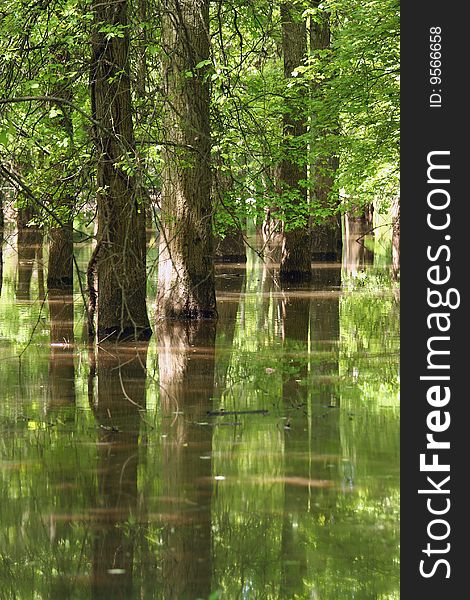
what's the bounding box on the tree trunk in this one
[47,224,73,289]
[279,3,311,282]
[157,0,216,319]
[215,230,246,263]
[343,212,374,275]
[47,53,75,291]
[16,205,42,300]
[90,0,151,340]
[309,2,342,262]
[391,195,400,279]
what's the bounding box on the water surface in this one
[0,231,399,599]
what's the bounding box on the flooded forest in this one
[0,1,400,598]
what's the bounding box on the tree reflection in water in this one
[89,342,148,600]
[157,321,216,600]
[48,289,75,409]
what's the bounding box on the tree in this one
[278,2,311,282]
[89,0,151,340]
[309,1,342,261]
[157,0,217,319]
[47,52,74,290]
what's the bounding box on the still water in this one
[0,231,399,599]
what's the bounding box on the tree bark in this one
[47,224,73,289]
[391,195,400,279]
[47,54,75,291]
[16,205,42,301]
[90,0,151,340]
[279,3,311,282]
[157,0,216,319]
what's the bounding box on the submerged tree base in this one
[157,307,218,322]
[214,254,247,264]
[312,251,341,262]
[97,326,153,343]
[279,269,313,283]
[47,277,73,290]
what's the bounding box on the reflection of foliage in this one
[0,249,399,598]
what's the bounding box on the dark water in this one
[0,230,399,599]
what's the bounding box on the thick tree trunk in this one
[310,3,342,262]
[279,3,311,282]
[90,0,151,340]
[158,0,216,319]
[279,288,310,597]
[47,224,73,289]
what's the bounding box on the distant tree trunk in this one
[47,55,74,291]
[47,224,73,289]
[158,0,216,319]
[309,2,342,261]
[279,3,311,282]
[213,167,246,263]
[391,196,400,279]
[90,0,151,340]
[343,216,374,275]
[16,204,42,300]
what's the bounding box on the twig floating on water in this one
[207,409,268,417]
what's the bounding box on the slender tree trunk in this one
[279,3,311,282]
[90,0,151,340]
[391,195,400,279]
[309,2,342,262]
[47,55,75,290]
[157,0,216,319]
[16,205,42,300]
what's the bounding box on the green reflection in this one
[0,236,399,599]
